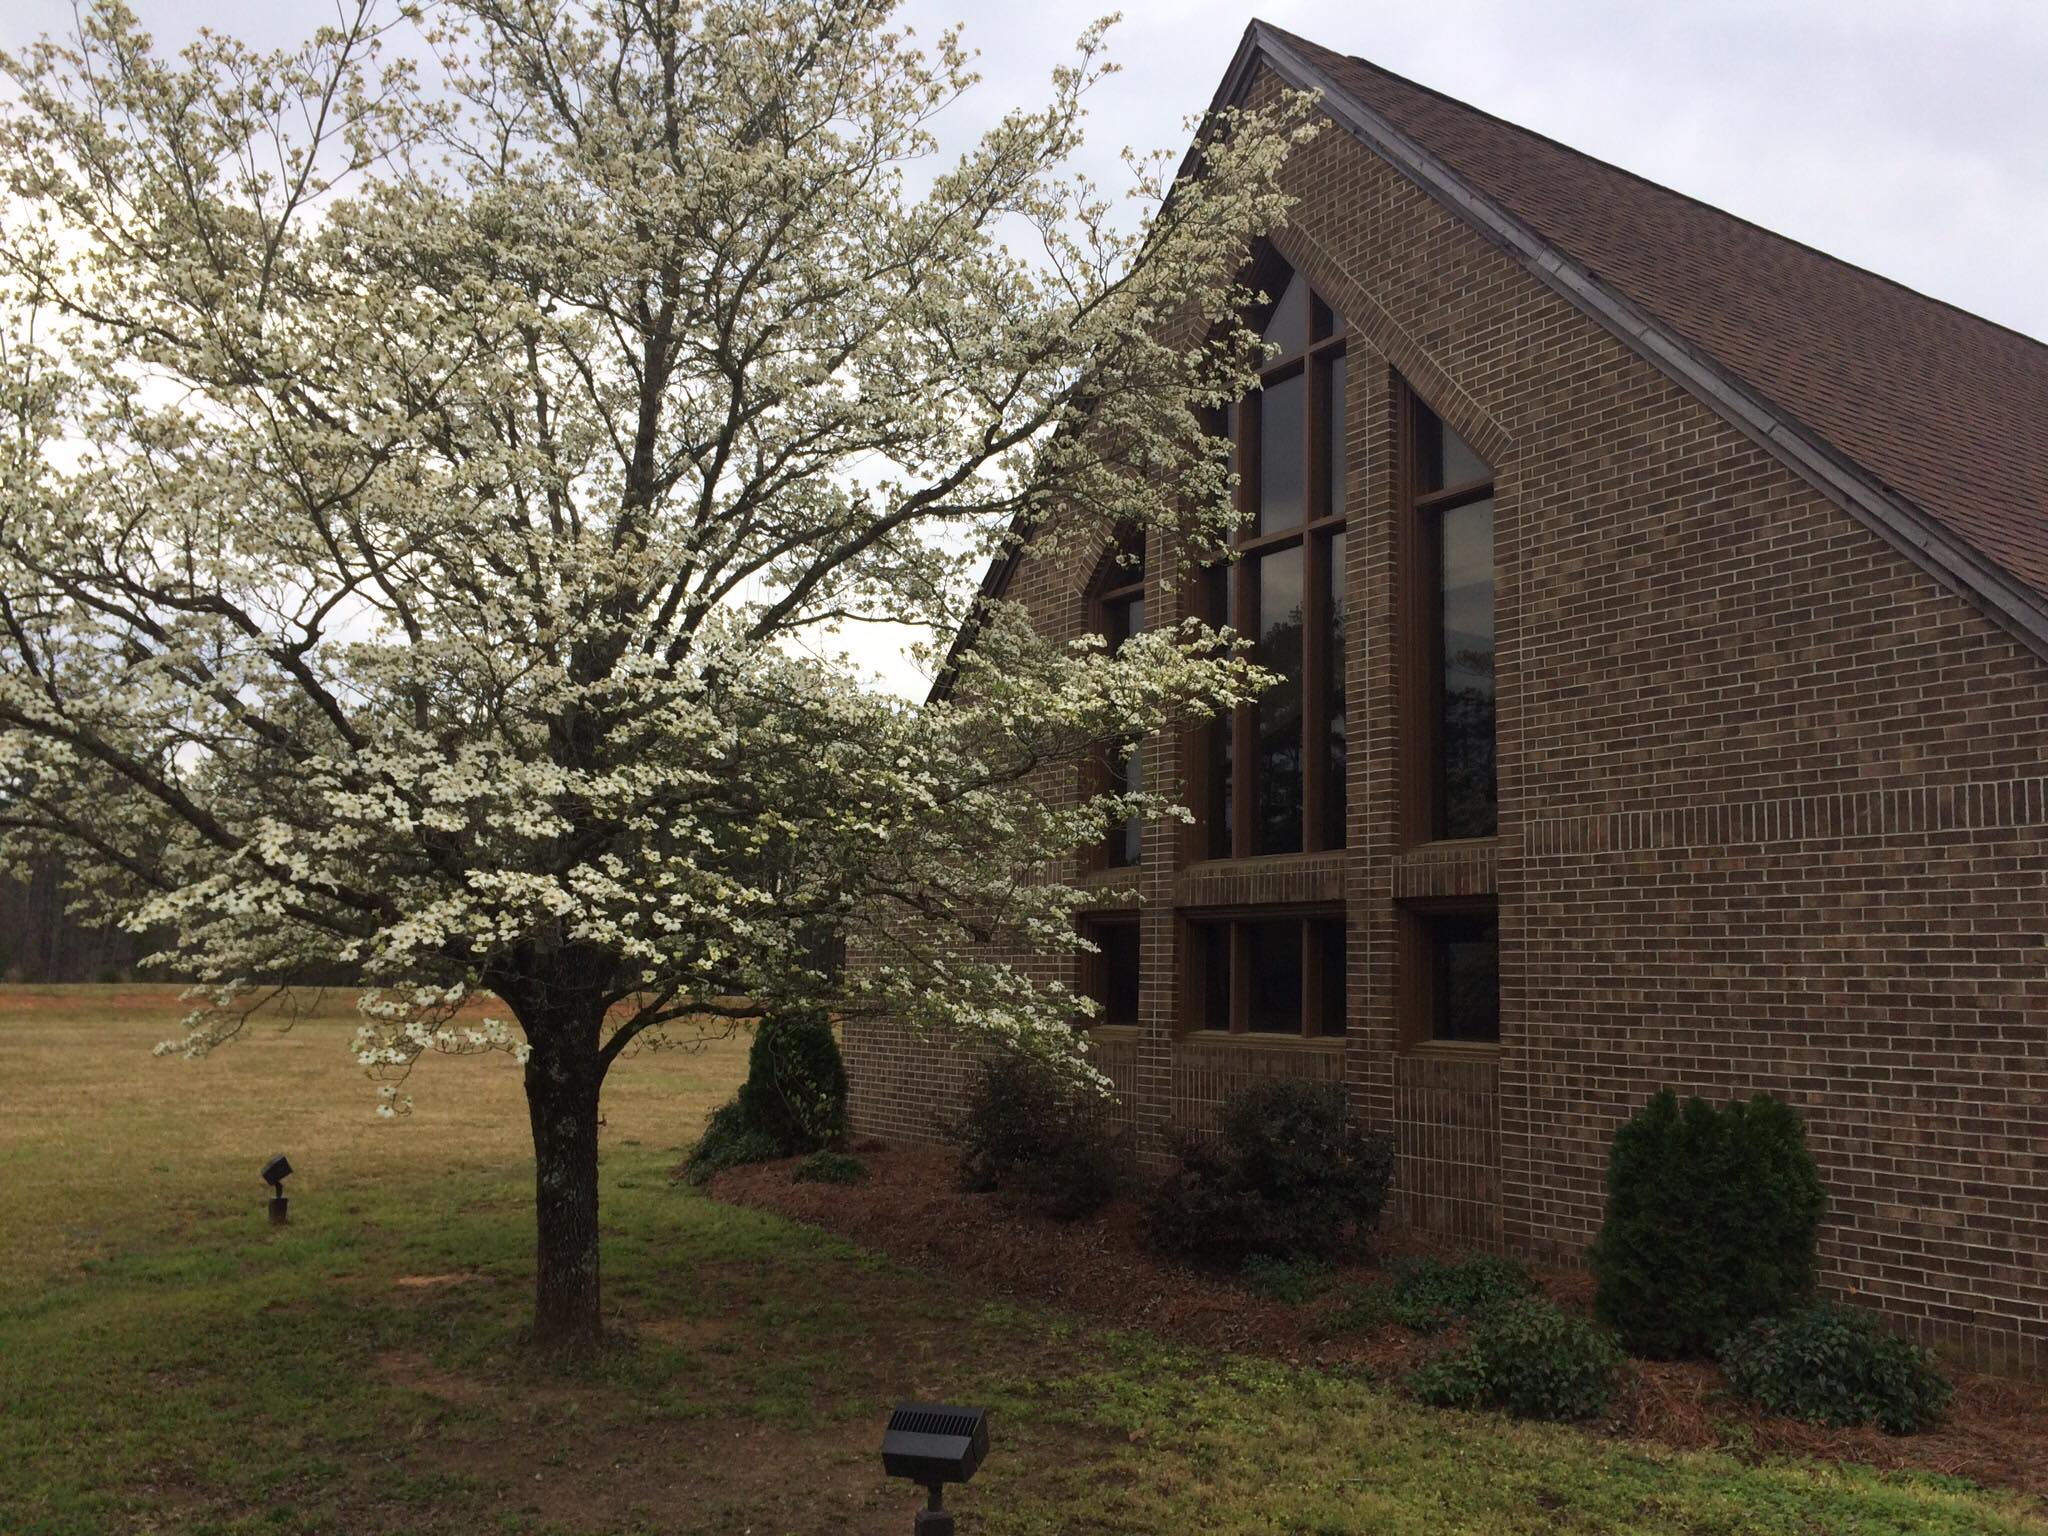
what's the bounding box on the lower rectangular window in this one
[1404,906,1500,1044]
[1184,912,1345,1038]
[1080,917,1141,1027]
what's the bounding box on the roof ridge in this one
[1256,20,2048,361]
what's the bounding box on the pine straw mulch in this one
[705,1145,2048,1503]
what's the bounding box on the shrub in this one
[1718,1303,1952,1434]
[686,1004,848,1181]
[791,1150,869,1186]
[1144,1080,1394,1266]
[955,1052,1123,1219]
[1240,1254,1333,1305]
[1408,1296,1625,1422]
[1589,1089,1825,1358]
[1386,1255,1535,1334]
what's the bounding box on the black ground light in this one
[881,1402,988,1534]
[261,1153,292,1226]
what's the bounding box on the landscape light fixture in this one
[261,1153,292,1227]
[880,1402,988,1535]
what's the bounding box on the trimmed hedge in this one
[686,1004,848,1180]
[956,1052,1124,1219]
[1589,1089,1825,1358]
[1719,1303,1952,1434]
[1408,1296,1625,1423]
[1145,1080,1394,1266]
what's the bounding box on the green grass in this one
[1,985,2042,1534]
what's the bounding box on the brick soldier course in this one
[843,20,2048,1370]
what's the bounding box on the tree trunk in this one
[525,1037,605,1350]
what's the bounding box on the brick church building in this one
[843,20,2048,1368]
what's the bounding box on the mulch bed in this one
[707,1145,2048,1503]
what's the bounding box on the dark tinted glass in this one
[1419,407,1491,493]
[1245,920,1303,1033]
[1433,913,1500,1043]
[1094,922,1140,1027]
[1258,371,1304,533]
[1325,353,1347,517]
[1202,563,1233,858]
[1114,742,1142,866]
[1438,497,1496,838]
[1255,545,1304,854]
[1316,918,1347,1035]
[1325,530,1346,850]
[1195,922,1231,1030]
[1263,270,1307,355]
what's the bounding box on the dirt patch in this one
[393,1272,474,1290]
[709,1146,2048,1503]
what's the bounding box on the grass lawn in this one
[1,985,2042,1535]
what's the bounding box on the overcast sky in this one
[7,1,2044,693]
[5,0,2042,341]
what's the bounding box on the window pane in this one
[1115,742,1142,866]
[1094,922,1141,1027]
[1434,914,1500,1043]
[1419,406,1491,493]
[1195,923,1231,1030]
[1263,270,1307,355]
[1202,564,1233,857]
[1255,545,1304,854]
[1325,530,1347,850]
[1438,498,1496,838]
[1245,920,1303,1033]
[1317,918,1347,1036]
[1326,353,1347,517]
[1258,372,1305,533]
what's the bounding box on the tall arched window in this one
[1090,529,1146,868]
[1197,259,1349,858]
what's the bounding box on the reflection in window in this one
[1184,913,1345,1037]
[1255,545,1304,853]
[1402,389,1496,841]
[1093,533,1147,867]
[1080,917,1141,1028]
[1419,910,1499,1043]
[1202,256,1350,859]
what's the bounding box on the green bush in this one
[1718,1303,1951,1434]
[686,1005,848,1181]
[1144,1080,1394,1266]
[1589,1089,1825,1358]
[956,1052,1124,1219]
[1386,1255,1535,1334]
[1240,1254,1333,1305]
[1408,1296,1625,1423]
[791,1150,869,1186]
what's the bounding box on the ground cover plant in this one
[1720,1303,1954,1434]
[3,988,2043,1536]
[1407,1296,1628,1424]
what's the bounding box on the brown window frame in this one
[1086,532,1148,871]
[1394,378,1498,847]
[1191,260,1350,861]
[1180,906,1347,1039]
[1396,898,1501,1049]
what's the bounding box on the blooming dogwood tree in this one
[0,0,1312,1346]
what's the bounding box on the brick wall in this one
[845,63,2048,1369]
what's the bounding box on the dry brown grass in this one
[0,983,748,1295]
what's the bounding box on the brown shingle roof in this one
[1260,22,2048,608]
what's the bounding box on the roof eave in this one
[1245,19,2048,660]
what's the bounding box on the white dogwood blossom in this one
[0,0,1313,1344]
